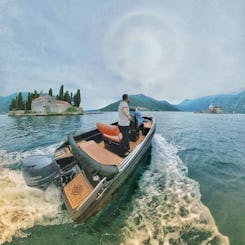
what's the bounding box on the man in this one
[118,94,131,154]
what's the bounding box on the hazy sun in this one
[103,10,183,84]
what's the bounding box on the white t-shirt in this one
[118,101,130,126]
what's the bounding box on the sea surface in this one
[0,112,244,245]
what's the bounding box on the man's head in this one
[122,94,129,103]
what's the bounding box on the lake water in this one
[0,112,244,245]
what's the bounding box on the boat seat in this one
[78,140,123,166]
[96,122,124,156]
[103,133,123,143]
[96,122,122,142]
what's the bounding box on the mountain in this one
[100,94,178,111]
[176,90,245,113]
[0,92,28,113]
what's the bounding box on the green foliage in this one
[9,98,16,111]
[73,89,81,107]
[64,90,71,103]
[58,84,64,100]
[16,92,25,110]
[26,92,32,110]
[65,106,83,113]
[9,91,38,111]
[48,88,53,96]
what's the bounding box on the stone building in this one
[208,104,223,114]
[31,95,71,113]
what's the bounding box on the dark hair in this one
[122,94,128,101]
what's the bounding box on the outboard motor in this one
[22,155,60,190]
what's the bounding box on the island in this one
[8,85,84,116]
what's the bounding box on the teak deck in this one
[63,173,93,210]
[79,140,123,165]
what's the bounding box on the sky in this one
[0,0,244,109]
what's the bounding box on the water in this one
[0,112,244,245]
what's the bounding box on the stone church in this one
[31,95,70,113]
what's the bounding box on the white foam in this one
[0,143,59,168]
[0,145,71,245]
[122,134,229,245]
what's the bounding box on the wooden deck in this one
[79,140,123,165]
[63,173,93,210]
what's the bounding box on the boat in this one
[21,113,156,223]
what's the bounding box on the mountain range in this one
[100,94,178,111]
[0,92,28,113]
[176,90,245,113]
[1,90,245,113]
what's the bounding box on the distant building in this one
[31,95,70,113]
[208,104,223,114]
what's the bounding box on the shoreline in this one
[8,112,84,117]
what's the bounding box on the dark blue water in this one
[1,112,244,244]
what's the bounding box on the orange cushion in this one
[96,122,120,136]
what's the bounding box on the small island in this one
[207,104,223,114]
[195,104,224,114]
[8,85,84,116]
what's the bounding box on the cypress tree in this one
[34,90,39,99]
[26,92,32,110]
[74,89,81,107]
[48,88,53,97]
[73,93,77,106]
[16,92,25,110]
[70,92,73,104]
[59,85,64,100]
[9,98,16,111]
[64,91,70,103]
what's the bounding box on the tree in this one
[26,92,32,110]
[74,89,81,107]
[70,92,73,104]
[48,88,53,97]
[16,92,25,110]
[9,98,16,111]
[34,90,38,99]
[59,85,64,100]
[64,91,71,103]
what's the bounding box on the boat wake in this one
[0,145,71,245]
[122,134,229,245]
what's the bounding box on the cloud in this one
[0,0,244,108]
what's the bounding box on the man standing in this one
[118,94,131,155]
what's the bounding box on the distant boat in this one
[21,113,156,223]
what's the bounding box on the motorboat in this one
[22,114,156,223]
